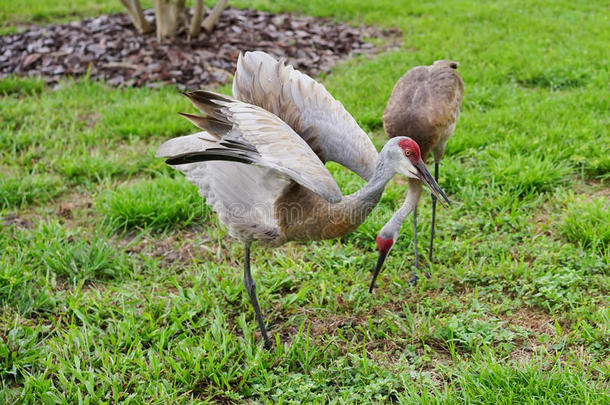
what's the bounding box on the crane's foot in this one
[409,263,431,286]
[409,272,431,286]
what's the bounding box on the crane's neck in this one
[343,151,398,216]
[276,149,404,244]
[379,178,422,240]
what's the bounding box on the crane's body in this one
[273,182,381,245]
[157,52,449,348]
[370,60,464,292]
[383,60,463,163]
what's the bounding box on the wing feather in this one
[156,134,288,242]
[232,51,378,180]
[159,91,342,204]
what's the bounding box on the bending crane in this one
[157,52,450,348]
[370,60,464,292]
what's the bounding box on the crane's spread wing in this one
[157,90,342,204]
[155,136,290,242]
[232,51,378,181]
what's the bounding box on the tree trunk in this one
[120,0,152,34]
[120,0,228,41]
[188,0,205,39]
[154,0,186,41]
[202,0,228,32]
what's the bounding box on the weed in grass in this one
[0,224,57,315]
[0,248,56,315]
[573,307,610,355]
[532,267,586,312]
[98,175,211,232]
[0,325,44,381]
[561,194,609,252]
[431,312,527,356]
[500,237,610,313]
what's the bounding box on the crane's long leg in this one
[410,207,420,285]
[242,242,271,349]
[413,206,419,268]
[429,162,439,263]
[411,203,431,286]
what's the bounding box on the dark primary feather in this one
[219,139,259,153]
[169,92,264,166]
[165,151,254,166]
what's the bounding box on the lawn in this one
[1,0,609,403]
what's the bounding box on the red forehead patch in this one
[376,235,394,253]
[398,138,421,163]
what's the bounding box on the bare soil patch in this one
[1,213,33,229]
[1,7,398,89]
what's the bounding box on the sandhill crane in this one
[156,53,450,348]
[369,60,464,292]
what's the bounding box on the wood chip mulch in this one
[0,7,399,89]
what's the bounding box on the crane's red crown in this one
[398,138,421,163]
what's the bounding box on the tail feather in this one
[184,91,233,119]
[178,112,231,135]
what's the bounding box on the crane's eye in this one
[404,150,411,157]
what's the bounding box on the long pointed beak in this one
[414,161,451,208]
[369,250,389,293]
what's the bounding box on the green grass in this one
[98,176,211,232]
[0,172,63,209]
[0,0,152,25]
[0,76,44,95]
[561,194,610,251]
[37,221,133,284]
[1,0,609,403]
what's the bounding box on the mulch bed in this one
[0,7,399,89]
